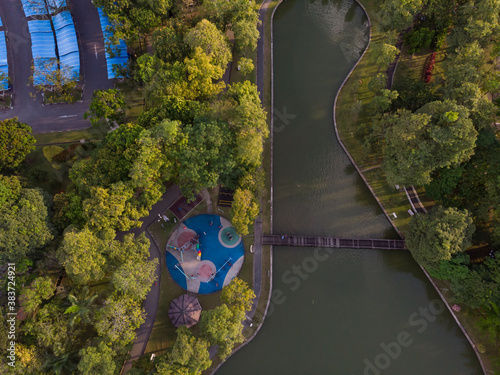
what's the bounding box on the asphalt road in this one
[0,0,113,132]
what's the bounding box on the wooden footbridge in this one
[262,235,406,250]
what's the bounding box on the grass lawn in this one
[34,124,109,144]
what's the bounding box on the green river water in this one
[217,0,483,374]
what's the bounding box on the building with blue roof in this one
[0,31,8,90]
[97,8,128,79]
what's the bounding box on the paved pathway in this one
[120,185,182,374]
[0,0,113,132]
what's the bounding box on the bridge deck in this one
[262,235,406,250]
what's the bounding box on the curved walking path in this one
[331,3,487,374]
[0,0,112,133]
[119,185,182,374]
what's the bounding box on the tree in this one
[64,287,98,327]
[443,42,484,93]
[183,47,226,100]
[237,57,254,76]
[200,304,245,360]
[0,118,36,169]
[377,0,425,31]
[404,27,435,55]
[25,303,71,356]
[0,182,54,262]
[370,42,398,70]
[77,342,116,375]
[406,206,475,268]
[106,232,150,266]
[185,19,232,69]
[382,100,477,186]
[381,110,434,186]
[231,189,259,236]
[221,277,255,313]
[370,89,398,113]
[94,294,145,345]
[202,0,259,32]
[173,119,235,197]
[152,19,189,64]
[57,227,108,285]
[82,182,144,231]
[84,89,126,127]
[33,58,79,103]
[156,326,211,375]
[233,18,260,52]
[19,276,54,314]
[112,257,158,300]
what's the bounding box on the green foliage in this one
[406,206,475,268]
[0,182,54,262]
[84,89,126,127]
[152,19,189,64]
[25,302,71,356]
[77,342,116,375]
[377,0,425,31]
[443,42,484,94]
[382,100,477,186]
[231,188,259,236]
[238,57,254,77]
[427,253,471,281]
[425,166,463,204]
[57,227,108,285]
[95,294,145,345]
[82,182,144,231]
[0,118,36,170]
[19,276,54,314]
[233,18,260,52]
[221,277,255,314]
[370,42,398,70]
[64,287,98,327]
[185,19,232,69]
[112,257,158,300]
[93,0,171,38]
[392,76,439,112]
[43,146,65,170]
[34,58,79,103]
[156,326,211,375]
[200,304,244,360]
[173,119,235,197]
[404,27,435,55]
[370,89,399,114]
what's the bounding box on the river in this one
[217,0,483,374]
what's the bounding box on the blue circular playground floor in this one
[165,214,245,294]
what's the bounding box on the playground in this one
[165,214,245,294]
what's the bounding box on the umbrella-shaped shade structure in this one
[168,294,202,328]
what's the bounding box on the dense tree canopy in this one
[382,100,477,186]
[406,206,475,267]
[78,342,116,375]
[0,177,53,262]
[0,118,36,170]
[84,89,126,127]
[200,304,245,360]
[156,326,211,375]
[185,19,231,70]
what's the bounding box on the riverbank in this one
[333,1,496,373]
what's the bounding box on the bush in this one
[42,146,65,169]
[27,167,49,183]
[404,27,435,55]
